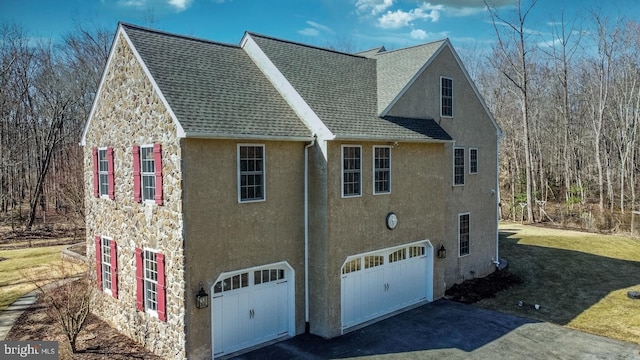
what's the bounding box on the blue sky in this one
[2,0,638,52]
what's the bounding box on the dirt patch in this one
[6,286,161,360]
[445,270,523,304]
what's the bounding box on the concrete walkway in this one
[0,291,38,340]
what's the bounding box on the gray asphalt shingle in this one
[250,34,451,142]
[121,24,451,142]
[122,24,311,139]
[369,41,445,114]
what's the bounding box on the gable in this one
[248,34,452,143]
[386,44,499,142]
[374,41,444,115]
[384,41,501,138]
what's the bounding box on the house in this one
[81,22,502,359]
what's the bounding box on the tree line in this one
[1,3,639,233]
[477,0,640,231]
[0,24,111,230]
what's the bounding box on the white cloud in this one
[377,3,443,29]
[445,6,485,17]
[116,0,192,11]
[298,20,334,37]
[356,0,394,16]
[306,21,335,34]
[410,29,428,40]
[168,0,190,11]
[298,28,320,36]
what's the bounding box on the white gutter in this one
[304,135,316,332]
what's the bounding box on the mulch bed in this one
[445,269,523,304]
[5,285,162,360]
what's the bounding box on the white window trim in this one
[140,144,156,205]
[372,145,391,195]
[237,144,266,203]
[440,76,453,118]
[97,146,109,199]
[469,148,478,174]
[100,235,113,296]
[458,212,470,257]
[453,147,465,186]
[143,248,159,318]
[341,145,362,198]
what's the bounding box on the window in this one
[454,147,465,185]
[342,258,361,274]
[459,213,470,256]
[238,145,265,202]
[342,145,361,197]
[469,148,478,174]
[92,147,114,199]
[136,248,166,321]
[141,146,156,202]
[133,144,163,205]
[98,149,108,196]
[373,146,391,194]
[441,77,453,117]
[389,248,406,262]
[94,236,117,298]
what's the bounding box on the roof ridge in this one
[376,38,447,55]
[246,31,368,59]
[119,22,240,49]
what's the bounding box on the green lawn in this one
[477,223,640,344]
[0,245,80,311]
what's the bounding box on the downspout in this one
[493,131,504,267]
[304,135,316,333]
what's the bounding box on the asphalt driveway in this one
[231,300,640,359]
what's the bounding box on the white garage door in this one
[341,241,433,331]
[211,262,294,358]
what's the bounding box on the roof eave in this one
[330,135,453,143]
[183,132,315,142]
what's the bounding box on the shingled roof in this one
[97,24,452,143]
[365,40,445,114]
[249,33,451,141]
[122,24,311,139]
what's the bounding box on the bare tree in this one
[485,0,539,223]
[25,260,92,354]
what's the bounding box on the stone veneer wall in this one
[83,33,185,359]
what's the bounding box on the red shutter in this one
[95,236,102,290]
[153,144,163,205]
[157,253,166,322]
[107,147,115,200]
[92,148,99,197]
[135,248,144,311]
[133,145,141,203]
[110,240,118,299]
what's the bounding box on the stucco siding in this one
[386,45,499,293]
[311,141,447,337]
[84,34,185,359]
[181,138,307,358]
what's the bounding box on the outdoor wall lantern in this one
[437,245,447,259]
[196,283,209,309]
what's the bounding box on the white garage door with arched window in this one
[211,261,295,358]
[341,240,433,331]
